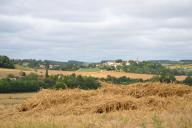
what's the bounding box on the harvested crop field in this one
[17,83,192,114]
[0,68,35,78]
[0,93,35,106]
[38,69,187,81]
[0,68,187,81]
[37,69,154,80]
[0,83,192,128]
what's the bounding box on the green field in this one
[166,64,192,72]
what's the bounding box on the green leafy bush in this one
[0,78,40,93]
[0,73,101,93]
[50,74,100,90]
[150,74,176,83]
[101,75,143,85]
[183,76,192,86]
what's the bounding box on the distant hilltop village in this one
[2,55,192,73]
[98,59,140,68]
[34,59,141,70]
[38,59,140,70]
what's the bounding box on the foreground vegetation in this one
[0,93,34,105]
[0,83,192,128]
[0,72,192,93]
[0,73,101,93]
[1,110,191,128]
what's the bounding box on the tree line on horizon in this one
[1,55,192,76]
[100,60,192,76]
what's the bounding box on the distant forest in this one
[0,55,89,71]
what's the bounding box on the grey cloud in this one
[0,0,192,61]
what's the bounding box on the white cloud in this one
[0,0,192,61]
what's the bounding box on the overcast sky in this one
[0,0,192,62]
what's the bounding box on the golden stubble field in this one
[0,82,192,128]
[0,68,187,81]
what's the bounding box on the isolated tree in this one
[0,55,14,68]
[45,61,49,78]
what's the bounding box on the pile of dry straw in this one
[17,82,192,115]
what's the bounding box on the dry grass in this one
[16,83,192,114]
[37,69,154,80]
[38,69,187,81]
[0,93,35,106]
[0,68,187,81]
[0,83,192,128]
[1,110,192,128]
[0,68,36,78]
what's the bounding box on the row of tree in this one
[0,73,192,93]
[101,74,192,86]
[1,55,192,76]
[0,73,100,93]
[0,55,90,70]
[0,73,41,93]
[101,75,143,85]
[100,61,192,76]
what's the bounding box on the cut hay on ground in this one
[17,83,192,115]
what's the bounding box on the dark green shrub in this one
[54,82,67,89]
[0,78,40,93]
[150,74,176,83]
[103,75,143,85]
[41,78,56,89]
[40,74,100,90]
[183,76,192,86]
[0,73,101,93]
